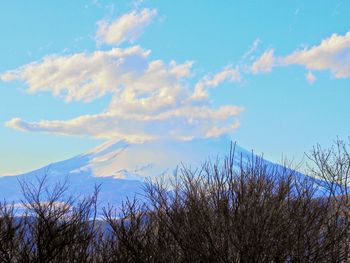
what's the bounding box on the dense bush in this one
[0,141,349,262]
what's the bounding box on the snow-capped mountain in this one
[0,136,310,212]
[0,137,244,207]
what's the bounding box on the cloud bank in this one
[2,44,242,142]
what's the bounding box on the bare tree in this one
[0,140,348,262]
[17,175,100,263]
[98,142,349,262]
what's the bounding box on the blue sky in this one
[1,0,350,175]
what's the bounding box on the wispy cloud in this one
[192,66,241,101]
[305,71,316,84]
[96,8,157,46]
[242,38,261,60]
[251,49,275,74]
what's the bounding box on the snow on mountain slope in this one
[80,136,250,179]
[0,136,312,212]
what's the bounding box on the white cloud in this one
[250,32,350,80]
[1,46,151,102]
[242,38,261,60]
[283,32,350,78]
[251,49,275,74]
[205,121,240,138]
[6,105,242,143]
[1,8,246,143]
[306,71,316,84]
[96,8,157,46]
[2,46,243,143]
[192,66,241,100]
